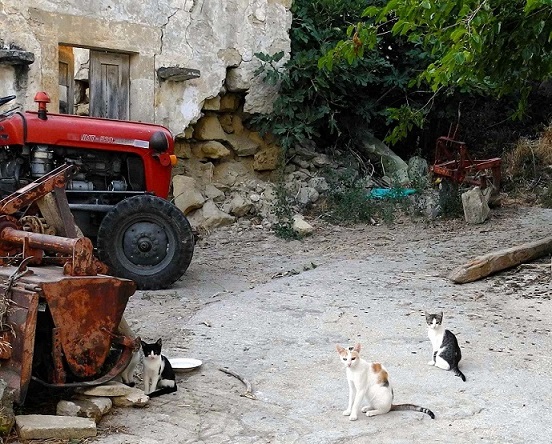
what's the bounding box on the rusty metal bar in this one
[0,164,76,215]
[0,227,97,275]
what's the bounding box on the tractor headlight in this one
[149,131,169,153]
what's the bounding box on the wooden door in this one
[89,51,129,119]
[58,46,75,114]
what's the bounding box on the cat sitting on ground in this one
[425,311,466,382]
[336,343,435,421]
[141,338,177,397]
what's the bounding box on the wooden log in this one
[448,236,552,284]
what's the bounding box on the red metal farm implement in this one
[431,131,502,191]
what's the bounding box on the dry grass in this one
[502,124,552,183]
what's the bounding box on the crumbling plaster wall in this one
[0,0,292,135]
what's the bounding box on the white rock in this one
[56,397,111,424]
[76,381,135,397]
[112,388,150,408]
[462,187,490,224]
[292,215,314,236]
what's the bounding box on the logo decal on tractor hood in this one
[78,134,149,148]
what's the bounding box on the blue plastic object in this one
[368,188,416,199]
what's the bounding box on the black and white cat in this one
[425,312,466,382]
[141,338,178,397]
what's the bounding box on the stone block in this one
[179,159,215,185]
[76,381,135,397]
[193,116,227,141]
[187,200,235,231]
[217,48,242,66]
[173,175,206,215]
[219,114,234,133]
[203,97,221,111]
[56,397,111,423]
[254,144,280,171]
[15,415,96,440]
[174,140,192,159]
[204,184,225,201]
[220,94,241,112]
[408,155,429,183]
[225,133,259,157]
[297,186,319,205]
[232,114,245,135]
[73,396,113,416]
[191,141,231,160]
[228,194,252,217]
[308,176,329,193]
[213,160,255,188]
[112,388,149,408]
[226,67,250,92]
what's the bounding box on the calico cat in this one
[141,338,177,397]
[425,311,466,382]
[336,343,435,421]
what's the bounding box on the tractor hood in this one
[16,111,174,155]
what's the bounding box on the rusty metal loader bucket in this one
[0,266,136,405]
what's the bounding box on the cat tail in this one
[391,404,435,419]
[453,366,466,382]
[147,385,177,398]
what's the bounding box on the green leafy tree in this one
[320,0,552,141]
[251,0,428,153]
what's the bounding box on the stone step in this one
[15,414,96,440]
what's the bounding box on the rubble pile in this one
[172,94,434,233]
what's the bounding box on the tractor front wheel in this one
[97,195,194,290]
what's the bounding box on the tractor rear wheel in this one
[97,195,194,290]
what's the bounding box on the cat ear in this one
[439,311,444,318]
[156,338,163,347]
[336,344,345,354]
[140,340,147,348]
[353,343,361,352]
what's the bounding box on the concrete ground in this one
[34,205,552,443]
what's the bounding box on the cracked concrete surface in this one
[87,205,552,444]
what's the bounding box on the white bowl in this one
[169,357,202,372]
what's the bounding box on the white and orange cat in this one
[336,343,435,421]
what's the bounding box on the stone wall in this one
[0,0,292,136]
[171,90,282,230]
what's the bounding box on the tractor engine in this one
[0,145,134,197]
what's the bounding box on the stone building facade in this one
[0,0,292,136]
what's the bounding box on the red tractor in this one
[0,92,194,290]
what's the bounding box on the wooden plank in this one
[448,236,552,284]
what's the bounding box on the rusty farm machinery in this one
[0,163,138,405]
